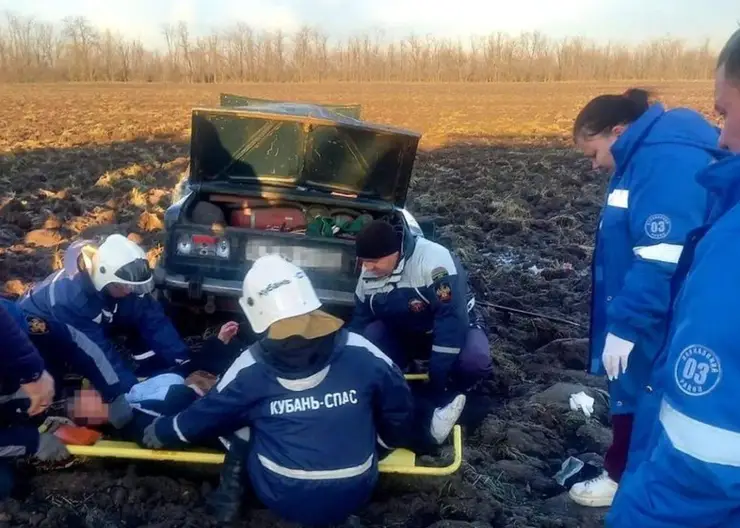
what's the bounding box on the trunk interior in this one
[163,189,405,299]
[188,192,398,238]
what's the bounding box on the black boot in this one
[206,444,247,524]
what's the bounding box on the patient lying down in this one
[67,322,242,450]
[64,318,464,456]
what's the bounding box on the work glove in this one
[108,394,134,429]
[35,433,71,462]
[602,333,635,381]
[142,418,165,449]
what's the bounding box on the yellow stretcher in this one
[66,425,461,476]
[64,373,464,476]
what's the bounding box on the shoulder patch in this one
[413,239,458,288]
[674,344,721,397]
[26,316,48,335]
[431,266,449,282]
[435,283,452,303]
[644,214,671,240]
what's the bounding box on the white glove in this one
[602,333,635,380]
[569,391,595,417]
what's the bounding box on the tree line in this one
[0,11,720,83]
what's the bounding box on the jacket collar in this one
[697,152,740,223]
[255,329,344,379]
[399,224,417,263]
[611,103,665,173]
[389,226,418,276]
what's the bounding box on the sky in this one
[0,0,737,50]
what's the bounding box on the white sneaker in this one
[430,394,466,444]
[568,470,618,507]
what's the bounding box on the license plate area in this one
[245,239,345,270]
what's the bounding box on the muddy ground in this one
[0,83,631,528]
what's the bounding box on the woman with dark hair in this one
[567,88,720,507]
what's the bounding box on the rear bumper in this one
[155,270,355,307]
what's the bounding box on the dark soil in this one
[0,133,612,528]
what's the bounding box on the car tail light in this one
[176,234,230,259]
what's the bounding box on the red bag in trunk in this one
[231,208,306,230]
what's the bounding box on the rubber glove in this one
[142,418,165,449]
[35,433,71,462]
[108,394,134,429]
[602,333,635,380]
[569,391,595,417]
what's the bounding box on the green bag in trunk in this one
[306,214,373,238]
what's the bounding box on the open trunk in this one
[161,189,405,304]
[157,100,420,313]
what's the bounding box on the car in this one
[153,94,436,322]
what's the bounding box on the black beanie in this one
[356,220,401,259]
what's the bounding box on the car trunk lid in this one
[187,103,421,208]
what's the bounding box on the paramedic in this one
[567,87,720,508]
[5,233,190,431]
[141,254,462,525]
[606,28,740,528]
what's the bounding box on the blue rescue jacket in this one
[152,329,413,526]
[0,298,45,388]
[588,103,719,414]
[348,228,473,391]
[0,299,47,459]
[15,239,189,395]
[606,154,740,528]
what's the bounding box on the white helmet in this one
[81,234,154,294]
[239,254,321,334]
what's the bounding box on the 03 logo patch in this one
[644,214,672,240]
[674,344,721,397]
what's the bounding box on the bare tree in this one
[312,28,328,82]
[162,23,180,81]
[292,25,311,82]
[62,16,98,81]
[176,21,193,82]
[0,10,723,83]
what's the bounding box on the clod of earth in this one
[136,212,164,232]
[24,229,63,248]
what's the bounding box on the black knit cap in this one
[356,220,401,259]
